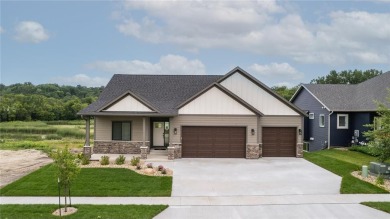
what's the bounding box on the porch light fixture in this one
[298,129,302,135]
[251,129,255,135]
[174,128,177,135]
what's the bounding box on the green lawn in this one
[0,204,168,219]
[304,149,388,194]
[362,202,390,214]
[0,164,172,197]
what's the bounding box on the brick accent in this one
[83,146,92,159]
[93,141,150,154]
[246,144,259,159]
[259,143,263,158]
[172,143,182,159]
[296,143,303,158]
[140,146,148,159]
[167,146,175,160]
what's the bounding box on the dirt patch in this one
[0,149,52,188]
[52,207,78,216]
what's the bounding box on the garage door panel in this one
[182,126,246,158]
[263,127,296,157]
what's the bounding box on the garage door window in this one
[112,121,131,141]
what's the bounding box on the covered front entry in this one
[262,127,296,157]
[182,126,246,158]
[150,118,170,148]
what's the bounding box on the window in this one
[337,114,349,129]
[309,113,315,120]
[112,121,131,141]
[319,114,325,127]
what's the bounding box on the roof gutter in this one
[327,110,334,149]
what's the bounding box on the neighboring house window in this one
[374,117,382,130]
[337,114,349,129]
[112,121,131,141]
[309,113,314,120]
[319,114,325,127]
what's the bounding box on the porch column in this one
[140,117,148,159]
[83,116,91,159]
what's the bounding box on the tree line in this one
[0,83,103,121]
[0,69,383,121]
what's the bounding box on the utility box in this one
[369,162,390,179]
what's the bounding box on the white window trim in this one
[309,113,315,120]
[319,114,325,127]
[337,114,349,129]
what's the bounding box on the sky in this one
[1,0,389,88]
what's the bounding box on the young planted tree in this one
[364,89,390,163]
[50,146,80,212]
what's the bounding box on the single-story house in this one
[78,67,306,159]
[290,72,390,151]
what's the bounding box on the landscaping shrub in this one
[77,153,90,165]
[161,168,167,175]
[130,156,141,166]
[349,145,381,157]
[376,175,385,185]
[146,163,153,168]
[158,165,164,171]
[136,163,142,170]
[100,156,110,165]
[115,155,126,165]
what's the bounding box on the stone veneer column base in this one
[259,143,263,158]
[246,144,260,159]
[83,146,92,159]
[171,143,182,159]
[140,146,148,159]
[296,143,303,158]
[167,146,175,160]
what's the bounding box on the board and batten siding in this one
[220,72,299,116]
[259,116,302,144]
[178,87,255,115]
[103,95,153,112]
[95,116,150,141]
[170,115,258,144]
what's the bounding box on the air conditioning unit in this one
[369,162,390,179]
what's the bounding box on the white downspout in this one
[328,111,334,149]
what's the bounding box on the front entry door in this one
[153,122,165,146]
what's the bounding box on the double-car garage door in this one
[181,126,296,158]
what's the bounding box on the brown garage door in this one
[182,126,246,158]
[262,127,296,157]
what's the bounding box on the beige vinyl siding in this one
[259,116,302,143]
[95,116,150,141]
[170,115,258,144]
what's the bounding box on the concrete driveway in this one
[172,158,341,196]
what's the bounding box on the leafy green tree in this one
[50,146,80,212]
[272,86,299,100]
[311,69,382,84]
[364,89,390,163]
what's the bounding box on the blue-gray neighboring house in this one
[290,72,390,152]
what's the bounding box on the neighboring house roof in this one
[291,72,390,112]
[79,67,306,116]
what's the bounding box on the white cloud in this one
[87,54,206,75]
[116,1,390,65]
[249,62,304,80]
[0,26,4,34]
[54,74,108,87]
[14,21,49,43]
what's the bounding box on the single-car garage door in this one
[182,126,246,158]
[262,127,296,157]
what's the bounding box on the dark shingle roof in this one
[78,74,223,115]
[301,72,390,111]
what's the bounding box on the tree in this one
[271,86,298,100]
[364,89,390,163]
[50,146,80,212]
[311,69,382,84]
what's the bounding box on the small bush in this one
[136,163,142,170]
[158,165,164,171]
[349,145,381,157]
[100,156,110,165]
[130,156,141,166]
[46,134,62,140]
[81,156,90,165]
[161,168,167,174]
[146,163,153,169]
[115,155,126,165]
[376,175,385,185]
